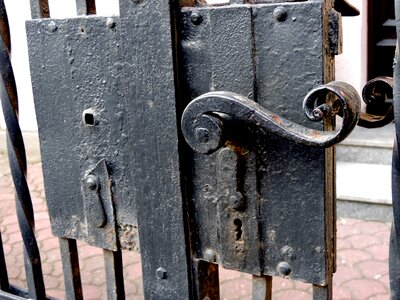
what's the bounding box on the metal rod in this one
[103,249,125,300]
[252,275,272,300]
[76,0,96,15]
[312,283,332,300]
[192,259,220,300]
[0,232,9,291]
[59,238,83,300]
[30,0,50,19]
[0,1,46,298]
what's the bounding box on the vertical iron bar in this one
[312,282,332,300]
[76,0,96,15]
[103,249,125,300]
[0,232,9,291]
[192,260,219,300]
[391,1,400,297]
[59,238,83,300]
[29,0,50,19]
[252,275,272,300]
[0,1,46,298]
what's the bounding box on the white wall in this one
[0,0,367,131]
[0,0,119,131]
[335,0,368,95]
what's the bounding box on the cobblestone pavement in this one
[0,164,391,299]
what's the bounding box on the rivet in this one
[204,249,217,262]
[190,11,203,25]
[106,18,116,29]
[195,127,210,143]
[229,192,244,210]
[281,246,296,262]
[273,6,287,22]
[277,261,292,276]
[48,21,58,33]
[86,175,98,191]
[156,267,167,279]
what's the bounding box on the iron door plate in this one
[26,16,127,251]
[179,1,334,285]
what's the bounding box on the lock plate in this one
[179,1,335,285]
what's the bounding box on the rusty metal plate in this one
[179,1,334,285]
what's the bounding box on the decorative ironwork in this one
[181,82,361,154]
[0,0,46,298]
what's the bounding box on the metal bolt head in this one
[190,11,203,25]
[281,246,296,262]
[195,127,210,143]
[312,108,324,120]
[106,18,116,29]
[48,21,58,33]
[273,6,288,22]
[86,176,98,191]
[229,192,244,210]
[204,249,217,262]
[277,262,292,276]
[156,267,167,279]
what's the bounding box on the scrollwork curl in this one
[181,81,361,154]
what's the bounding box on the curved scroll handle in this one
[357,76,394,128]
[334,0,360,17]
[181,82,360,154]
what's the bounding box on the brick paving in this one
[0,163,391,299]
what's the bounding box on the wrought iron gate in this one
[0,0,398,299]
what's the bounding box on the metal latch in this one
[81,159,117,251]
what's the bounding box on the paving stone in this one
[346,233,381,249]
[356,261,388,279]
[273,289,311,299]
[271,277,295,291]
[368,293,390,300]
[334,265,363,286]
[337,238,352,250]
[44,274,62,289]
[82,284,104,300]
[333,286,352,299]
[338,249,373,267]
[0,164,395,298]
[366,244,389,262]
[219,267,243,281]
[220,277,252,300]
[342,279,387,299]
[46,289,67,299]
[124,262,143,282]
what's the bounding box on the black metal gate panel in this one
[1,0,398,299]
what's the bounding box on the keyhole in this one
[233,218,242,241]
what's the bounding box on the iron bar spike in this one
[0,1,46,298]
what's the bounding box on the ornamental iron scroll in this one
[181,81,361,154]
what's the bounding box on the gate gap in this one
[122,249,144,297]
[94,0,120,17]
[47,0,76,19]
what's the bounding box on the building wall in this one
[335,0,368,96]
[0,0,367,131]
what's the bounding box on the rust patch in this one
[271,115,282,125]
[118,224,140,252]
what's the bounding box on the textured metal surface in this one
[118,1,192,298]
[0,1,46,298]
[59,238,83,300]
[22,0,371,298]
[76,0,96,15]
[179,1,340,286]
[27,1,193,298]
[29,0,50,19]
[358,77,394,128]
[26,16,129,249]
[391,1,400,297]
